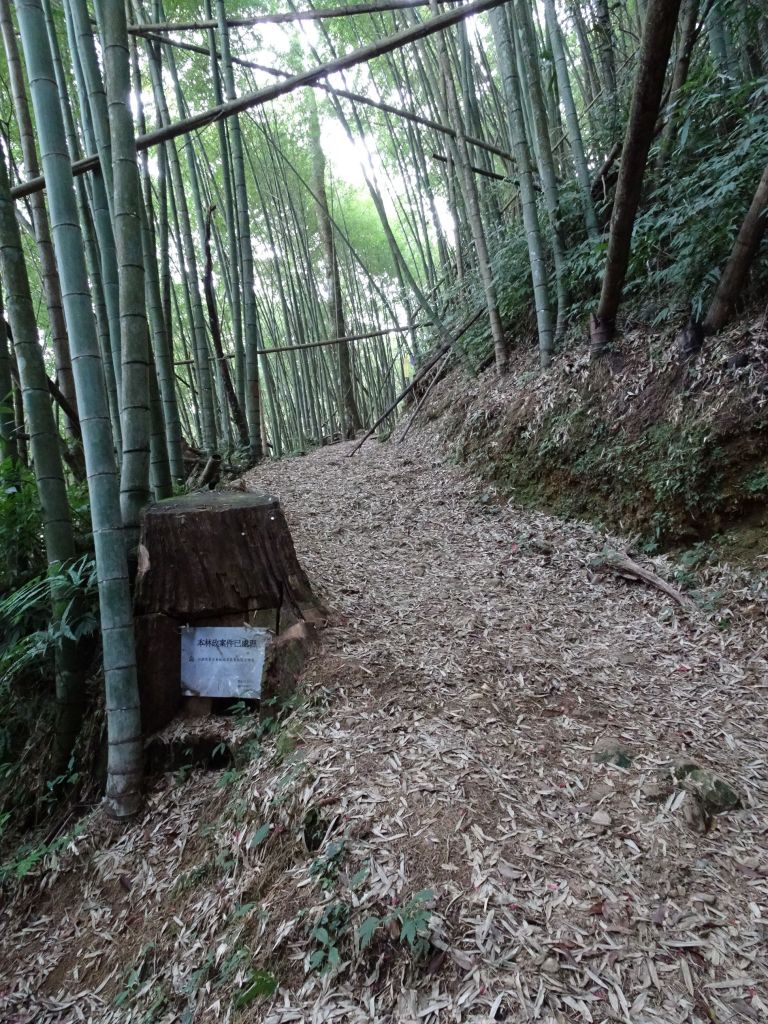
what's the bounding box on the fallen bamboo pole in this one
[431,151,508,181]
[11,0,511,201]
[349,309,483,455]
[398,348,451,442]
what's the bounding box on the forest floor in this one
[1,419,768,1023]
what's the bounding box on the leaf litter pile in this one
[1,414,767,1023]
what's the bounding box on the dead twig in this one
[589,548,696,610]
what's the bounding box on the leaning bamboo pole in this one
[11,0,512,201]
[130,31,515,166]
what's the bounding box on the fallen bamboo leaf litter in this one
[1,396,766,1023]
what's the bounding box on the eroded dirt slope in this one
[1,429,767,1023]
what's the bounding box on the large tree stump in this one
[134,490,320,732]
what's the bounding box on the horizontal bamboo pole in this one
[174,323,427,362]
[127,1,461,33]
[11,0,510,200]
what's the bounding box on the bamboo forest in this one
[1,0,767,1020]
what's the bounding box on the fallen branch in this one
[349,309,482,455]
[136,32,514,167]
[589,549,696,611]
[398,349,451,443]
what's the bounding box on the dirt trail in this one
[2,432,767,1023]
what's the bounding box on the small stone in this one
[673,760,741,815]
[591,810,612,828]
[682,793,711,834]
[588,782,614,803]
[593,736,633,769]
[642,777,673,802]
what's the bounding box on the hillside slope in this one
[1,429,767,1023]
[444,313,768,551]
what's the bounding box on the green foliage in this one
[355,889,434,957]
[0,556,98,690]
[308,837,345,886]
[0,460,45,589]
[233,969,278,1008]
[307,900,349,972]
[0,818,86,883]
[304,886,436,976]
[0,557,98,827]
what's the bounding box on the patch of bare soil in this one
[1,429,767,1023]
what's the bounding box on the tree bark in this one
[703,163,768,334]
[591,0,684,356]
[490,6,553,367]
[134,490,319,732]
[308,93,363,436]
[657,0,700,169]
[17,0,143,818]
[429,0,508,373]
[0,0,78,435]
[203,208,250,447]
[100,0,152,546]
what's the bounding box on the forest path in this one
[241,431,768,1022]
[2,432,767,1024]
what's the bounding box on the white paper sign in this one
[180,625,271,699]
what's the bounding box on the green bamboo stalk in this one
[100,0,151,543]
[0,147,85,772]
[0,305,16,464]
[16,0,142,818]
[215,0,263,462]
[0,0,78,433]
[490,6,553,367]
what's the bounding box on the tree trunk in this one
[0,308,17,464]
[215,0,263,462]
[134,490,319,732]
[308,91,363,435]
[513,0,569,343]
[490,6,553,367]
[657,0,700,169]
[591,0,684,355]
[17,0,143,819]
[0,0,78,436]
[203,208,250,447]
[101,0,151,547]
[429,0,508,373]
[544,0,598,239]
[703,163,768,334]
[0,145,85,773]
[593,0,618,127]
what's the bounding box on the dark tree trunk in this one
[203,208,250,448]
[704,163,768,334]
[591,0,684,357]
